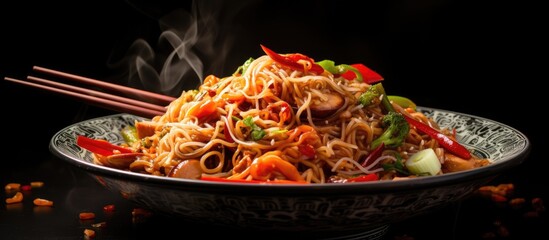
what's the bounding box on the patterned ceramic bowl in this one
[49,107,530,240]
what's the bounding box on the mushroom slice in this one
[309,93,344,118]
[168,160,203,179]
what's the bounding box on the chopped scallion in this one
[405,148,441,176]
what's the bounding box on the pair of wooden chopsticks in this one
[4,66,176,118]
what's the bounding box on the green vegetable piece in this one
[358,83,395,112]
[317,60,338,73]
[405,148,441,176]
[234,57,254,75]
[371,111,410,149]
[243,116,255,128]
[358,84,381,107]
[382,154,410,175]
[251,130,266,141]
[317,60,363,81]
[121,126,139,145]
[243,116,266,141]
[388,95,417,111]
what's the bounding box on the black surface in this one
[1,1,545,239]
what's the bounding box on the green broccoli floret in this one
[371,111,410,149]
[358,83,395,112]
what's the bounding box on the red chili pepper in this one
[347,173,379,182]
[340,63,384,84]
[260,45,324,74]
[361,142,385,167]
[402,114,472,159]
[77,135,133,156]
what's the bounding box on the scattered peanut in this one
[491,194,507,203]
[5,191,23,204]
[83,229,95,239]
[79,212,96,220]
[509,197,526,209]
[30,181,44,188]
[5,183,21,191]
[475,182,546,239]
[33,198,53,207]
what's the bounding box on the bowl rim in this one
[49,106,531,194]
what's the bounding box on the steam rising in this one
[109,1,250,97]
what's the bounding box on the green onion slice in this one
[405,148,441,176]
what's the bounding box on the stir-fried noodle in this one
[91,46,490,183]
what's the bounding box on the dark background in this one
[1,0,542,135]
[0,0,545,239]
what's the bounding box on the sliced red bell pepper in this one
[77,135,133,156]
[402,114,472,159]
[187,99,217,120]
[340,63,384,84]
[260,45,324,74]
[347,173,379,182]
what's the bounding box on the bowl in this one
[49,106,530,239]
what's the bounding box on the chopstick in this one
[3,66,177,118]
[32,66,176,105]
[4,77,166,118]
